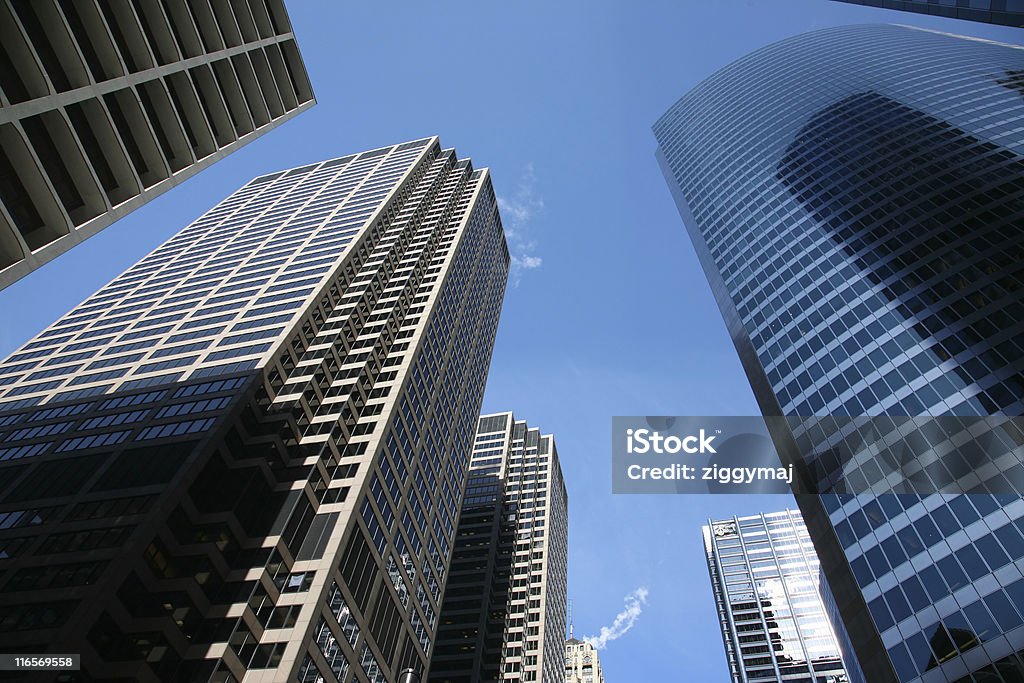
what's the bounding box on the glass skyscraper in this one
[430,412,568,683]
[0,0,315,290]
[655,24,1024,683]
[703,511,849,683]
[830,0,1024,28]
[0,136,508,681]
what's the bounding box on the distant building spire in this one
[568,597,573,639]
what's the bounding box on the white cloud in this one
[583,587,649,650]
[497,162,544,284]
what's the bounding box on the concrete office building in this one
[0,0,314,289]
[564,636,605,683]
[655,24,1024,683]
[0,136,508,682]
[703,511,849,683]
[830,0,1024,27]
[431,413,569,683]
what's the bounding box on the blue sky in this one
[0,1,1020,679]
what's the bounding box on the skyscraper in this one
[655,24,1024,683]
[431,412,569,683]
[564,636,605,683]
[0,136,508,682]
[830,0,1024,28]
[703,511,849,683]
[0,0,315,290]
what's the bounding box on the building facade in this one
[703,511,849,683]
[564,637,605,683]
[830,0,1024,28]
[431,412,569,683]
[0,136,508,682]
[0,0,315,290]
[655,24,1024,683]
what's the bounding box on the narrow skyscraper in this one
[703,511,849,683]
[0,0,315,289]
[0,137,508,682]
[431,412,569,683]
[655,24,1024,683]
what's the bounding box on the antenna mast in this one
[568,598,574,639]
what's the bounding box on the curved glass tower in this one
[655,24,1024,683]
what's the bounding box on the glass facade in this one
[704,511,850,683]
[0,137,509,681]
[655,25,1024,683]
[430,412,569,683]
[830,0,1024,28]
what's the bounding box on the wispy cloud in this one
[583,587,649,650]
[497,162,544,284]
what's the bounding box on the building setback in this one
[431,412,569,683]
[703,511,849,683]
[0,0,315,290]
[655,24,1024,683]
[0,136,508,682]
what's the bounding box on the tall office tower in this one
[430,412,569,683]
[0,136,508,682]
[564,637,605,683]
[0,0,315,290]
[703,511,849,683]
[830,0,1024,27]
[655,24,1024,683]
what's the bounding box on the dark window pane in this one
[994,653,1024,683]
[879,494,903,518]
[851,555,874,586]
[932,505,961,536]
[984,590,1024,632]
[963,600,998,642]
[897,524,925,558]
[995,523,1024,560]
[866,545,891,578]
[885,585,912,623]
[969,493,999,518]
[955,545,989,581]
[869,595,894,632]
[1004,579,1024,616]
[902,575,929,612]
[881,535,907,568]
[975,534,1010,571]
[0,145,43,232]
[919,565,950,602]
[923,621,957,667]
[904,631,933,675]
[943,610,981,654]
[849,508,871,539]
[938,555,969,592]
[864,499,886,529]
[949,496,980,526]
[887,642,919,682]
[835,519,857,548]
[914,515,942,547]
